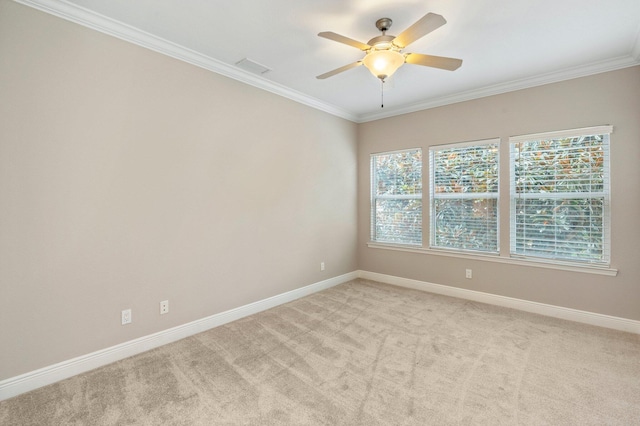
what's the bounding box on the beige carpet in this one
[1,279,639,425]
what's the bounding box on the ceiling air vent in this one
[235,58,272,75]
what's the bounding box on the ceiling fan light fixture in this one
[316,12,462,104]
[362,49,405,80]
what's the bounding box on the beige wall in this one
[0,1,358,379]
[358,66,640,321]
[1,0,639,384]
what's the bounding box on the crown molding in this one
[358,54,640,123]
[12,0,640,124]
[13,0,359,123]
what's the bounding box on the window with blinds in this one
[429,140,499,253]
[371,149,422,245]
[509,126,611,264]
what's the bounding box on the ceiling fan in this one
[317,13,462,81]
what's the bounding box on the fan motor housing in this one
[368,35,396,49]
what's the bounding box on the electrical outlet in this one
[121,309,132,325]
[465,269,473,279]
[320,262,325,271]
[160,300,169,315]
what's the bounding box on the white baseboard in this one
[0,271,358,401]
[358,270,640,335]
[4,270,637,401]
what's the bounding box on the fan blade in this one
[316,62,363,79]
[393,13,446,48]
[405,53,462,71]
[318,32,371,51]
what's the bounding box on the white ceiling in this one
[20,0,640,122]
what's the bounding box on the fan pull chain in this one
[381,79,385,108]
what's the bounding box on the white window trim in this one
[510,125,613,143]
[366,242,618,277]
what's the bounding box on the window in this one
[371,149,422,245]
[510,126,611,264]
[429,140,499,253]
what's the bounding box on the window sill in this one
[366,242,618,277]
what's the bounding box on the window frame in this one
[367,125,616,275]
[509,125,612,266]
[370,148,423,246]
[429,139,500,254]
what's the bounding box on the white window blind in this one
[371,149,422,245]
[429,140,499,253]
[509,126,611,264]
